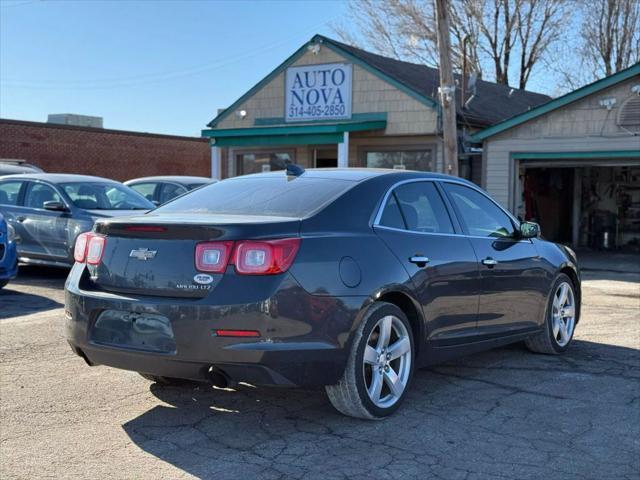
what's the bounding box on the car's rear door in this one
[373,180,480,344]
[441,182,548,336]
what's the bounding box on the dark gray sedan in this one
[65,167,581,419]
[124,176,214,205]
[0,174,154,267]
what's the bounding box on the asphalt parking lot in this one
[1,256,639,480]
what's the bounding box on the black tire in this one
[138,373,200,386]
[0,279,8,289]
[325,302,415,419]
[525,273,577,354]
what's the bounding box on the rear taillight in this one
[194,238,300,275]
[74,232,106,265]
[74,232,90,263]
[234,238,300,275]
[86,235,106,265]
[195,241,234,273]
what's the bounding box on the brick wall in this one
[0,119,211,181]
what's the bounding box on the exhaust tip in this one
[208,366,234,388]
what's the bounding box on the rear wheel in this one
[326,302,414,419]
[525,273,577,354]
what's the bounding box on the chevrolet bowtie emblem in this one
[129,248,157,261]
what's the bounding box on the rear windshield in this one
[155,176,354,218]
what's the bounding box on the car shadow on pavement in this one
[122,339,640,479]
[0,288,63,319]
[0,266,66,319]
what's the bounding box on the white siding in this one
[484,75,640,209]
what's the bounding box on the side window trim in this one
[374,179,463,235]
[440,181,519,239]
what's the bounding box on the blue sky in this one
[0,0,346,136]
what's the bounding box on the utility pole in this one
[435,0,458,176]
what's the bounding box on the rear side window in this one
[380,182,454,234]
[379,194,405,229]
[159,183,187,204]
[0,181,24,205]
[129,183,157,202]
[155,176,355,218]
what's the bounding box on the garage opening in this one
[521,164,640,251]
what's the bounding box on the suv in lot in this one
[0,159,43,176]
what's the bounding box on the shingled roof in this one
[322,36,551,128]
[208,34,552,129]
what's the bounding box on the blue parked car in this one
[0,212,18,289]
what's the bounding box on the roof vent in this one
[617,96,640,133]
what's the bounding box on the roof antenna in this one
[286,164,305,177]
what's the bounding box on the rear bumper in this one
[64,265,366,386]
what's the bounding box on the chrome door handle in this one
[482,257,498,267]
[409,255,430,267]
[16,216,27,223]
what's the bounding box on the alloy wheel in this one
[362,315,412,408]
[551,282,576,347]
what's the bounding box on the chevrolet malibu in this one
[65,168,580,419]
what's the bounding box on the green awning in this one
[202,113,387,147]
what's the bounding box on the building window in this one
[362,147,434,171]
[235,150,295,176]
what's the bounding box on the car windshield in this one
[155,176,355,218]
[61,182,153,210]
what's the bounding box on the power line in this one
[1,20,336,90]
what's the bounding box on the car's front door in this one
[442,182,548,335]
[20,181,70,261]
[374,180,481,344]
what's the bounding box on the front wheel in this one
[326,302,414,419]
[525,273,578,354]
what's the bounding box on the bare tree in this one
[516,0,566,89]
[580,0,640,79]
[334,0,568,90]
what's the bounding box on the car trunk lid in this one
[87,213,300,298]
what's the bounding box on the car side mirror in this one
[519,221,540,239]
[43,201,69,212]
[152,200,160,207]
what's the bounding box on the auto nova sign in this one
[285,63,352,122]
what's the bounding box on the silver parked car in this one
[124,176,215,205]
[0,174,154,267]
[0,159,44,175]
